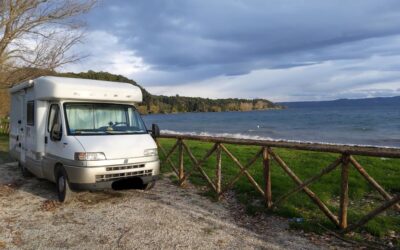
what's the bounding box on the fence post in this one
[263,147,272,208]
[178,139,185,186]
[216,143,222,200]
[339,154,350,229]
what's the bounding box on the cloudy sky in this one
[64,0,400,102]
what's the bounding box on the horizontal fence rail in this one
[160,134,400,158]
[157,133,400,233]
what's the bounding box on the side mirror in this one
[151,124,160,138]
[50,123,62,141]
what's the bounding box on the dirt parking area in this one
[0,162,351,249]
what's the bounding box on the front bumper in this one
[69,175,159,191]
[64,159,160,190]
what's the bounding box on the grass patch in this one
[0,134,12,163]
[157,138,400,239]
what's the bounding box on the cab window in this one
[48,104,62,141]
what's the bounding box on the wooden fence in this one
[0,119,398,232]
[157,133,400,233]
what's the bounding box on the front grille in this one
[96,169,152,182]
[106,164,145,171]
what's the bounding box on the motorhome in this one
[9,76,160,202]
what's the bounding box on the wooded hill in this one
[57,71,284,114]
[0,70,283,117]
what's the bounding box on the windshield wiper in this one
[74,130,106,134]
[105,130,126,134]
[104,130,145,134]
[125,130,146,134]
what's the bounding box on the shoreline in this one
[159,130,400,150]
[142,107,286,116]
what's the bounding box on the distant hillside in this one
[57,71,283,114]
[280,96,400,108]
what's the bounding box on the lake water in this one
[142,100,400,148]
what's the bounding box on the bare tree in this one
[0,0,97,87]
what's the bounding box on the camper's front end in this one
[60,101,160,191]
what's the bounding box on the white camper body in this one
[9,76,160,201]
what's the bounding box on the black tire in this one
[56,167,73,203]
[19,162,32,177]
[143,180,156,191]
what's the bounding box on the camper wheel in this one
[19,162,32,177]
[56,167,73,202]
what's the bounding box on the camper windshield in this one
[64,103,147,135]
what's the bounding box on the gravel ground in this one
[0,162,351,249]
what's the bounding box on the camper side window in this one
[48,105,58,132]
[27,101,34,126]
[48,104,62,141]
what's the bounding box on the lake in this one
[143,98,400,148]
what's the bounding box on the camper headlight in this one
[144,148,158,156]
[74,152,106,161]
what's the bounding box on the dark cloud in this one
[88,1,400,70]
[66,0,400,100]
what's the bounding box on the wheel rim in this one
[58,176,65,193]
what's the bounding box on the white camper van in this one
[9,76,160,202]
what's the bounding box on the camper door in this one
[18,93,26,164]
[45,103,64,157]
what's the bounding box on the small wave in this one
[160,129,400,149]
[161,129,275,141]
[350,127,375,132]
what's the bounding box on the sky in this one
[63,0,400,102]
